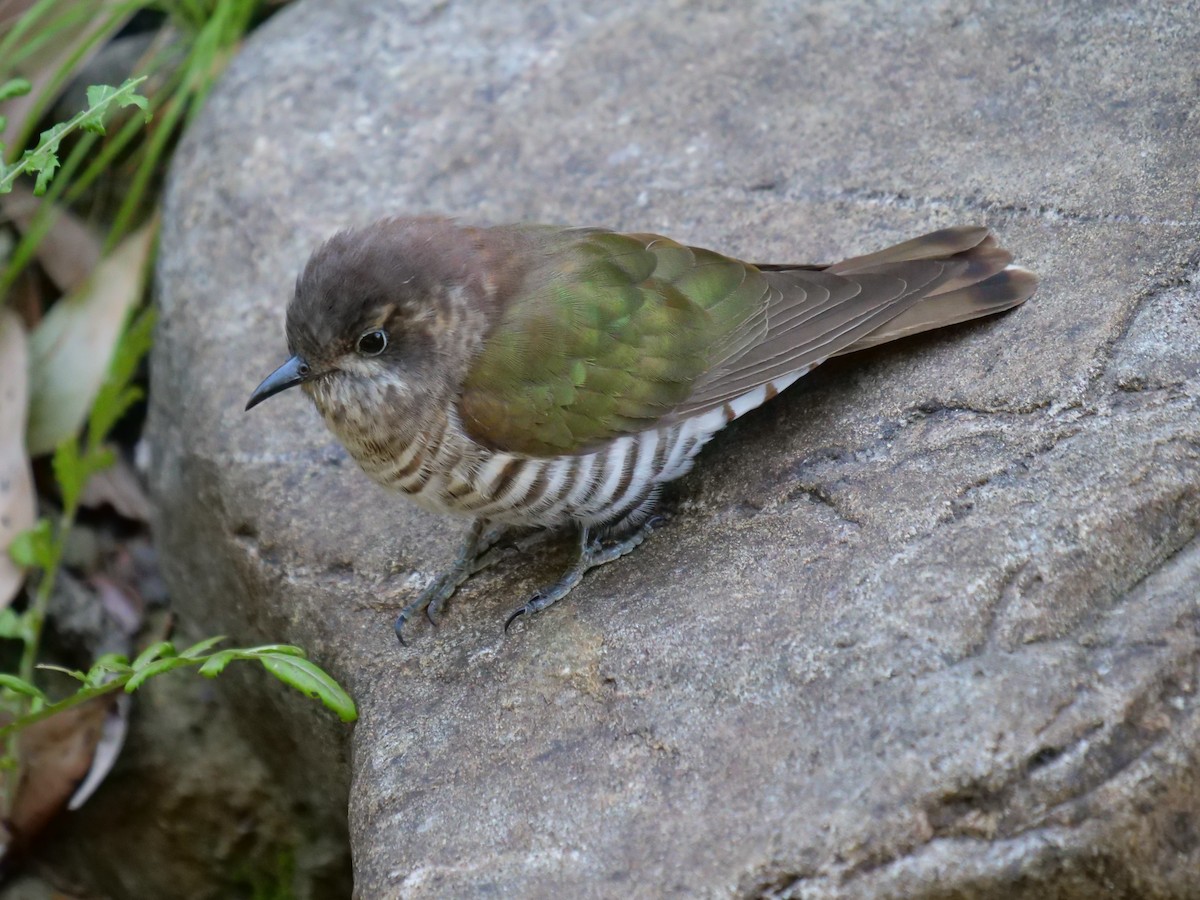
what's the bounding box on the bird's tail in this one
[824,226,1038,354]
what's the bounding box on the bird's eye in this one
[357,330,388,356]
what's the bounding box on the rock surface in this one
[149,0,1200,896]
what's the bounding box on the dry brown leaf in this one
[0,309,36,608]
[26,218,156,456]
[4,695,116,850]
[78,453,151,522]
[3,185,102,294]
[68,693,128,810]
[7,266,45,329]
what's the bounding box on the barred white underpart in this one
[528,457,573,514]
[624,430,660,507]
[536,454,584,521]
[581,435,633,517]
[379,438,421,481]
[311,358,811,529]
[559,452,599,516]
[474,453,522,497]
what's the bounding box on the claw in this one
[394,613,410,646]
[504,605,528,633]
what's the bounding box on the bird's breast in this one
[313,375,743,527]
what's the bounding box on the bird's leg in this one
[504,514,663,633]
[395,519,507,643]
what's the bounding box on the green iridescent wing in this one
[457,229,771,456]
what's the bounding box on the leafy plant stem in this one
[0,131,96,300]
[16,515,69,689]
[3,648,112,737]
[4,7,136,158]
[0,641,358,742]
[0,75,147,193]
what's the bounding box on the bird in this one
[246,217,1037,643]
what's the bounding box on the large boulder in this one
[149,0,1200,896]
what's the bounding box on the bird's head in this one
[246,217,498,419]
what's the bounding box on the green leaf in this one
[80,79,150,135]
[88,444,117,472]
[198,650,237,678]
[131,641,177,670]
[87,307,156,448]
[243,644,307,659]
[0,608,23,639]
[0,674,47,702]
[0,78,31,102]
[86,653,131,685]
[179,635,226,659]
[36,663,87,682]
[0,78,150,197]
[125,656,187,692]
[52,439,87,512]
[50,432,119,517]
[88,386,142,448]
[8,519,56,571]
[258,654,357,723]
[26,123,68,195]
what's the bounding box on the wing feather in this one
[458,225,1036,456]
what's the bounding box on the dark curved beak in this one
[245,355,312,411]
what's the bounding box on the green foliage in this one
[0,78,31,103]
[0,638,357,739]
[0,2,357,822]
[0,76,149,196]
[243,847,298,900]
[4,307,164,730]
[0,77,31,133]
[7,518,55,572]
[1,306,357,800]
[1,0,262,298]
[88,302,153,446]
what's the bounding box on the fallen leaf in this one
[78,452,151,522]
[25,218,156,456]
[68,693,128,810]
[0,309,36,608]
[3,185,102,294]
[6,265,45,329]
[4,694,116,851]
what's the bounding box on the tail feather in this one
[826,225,991,274]
[836,265,1038,354]
[925,245,1013,297]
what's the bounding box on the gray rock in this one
[149,0,1200,896]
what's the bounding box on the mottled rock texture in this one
[148,0,1199,896]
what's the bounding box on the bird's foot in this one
[504,517,663,633]
[394,573,457,644]
[394,520,509,644]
